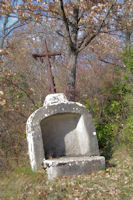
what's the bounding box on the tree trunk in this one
[66,51,78,101]
[125,30,131,54]
[0,16,8,49]
[66,6,79,101]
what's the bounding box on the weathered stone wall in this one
[26,93,100,171]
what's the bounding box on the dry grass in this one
[0,146,133,200]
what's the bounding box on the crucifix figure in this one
[32,40,61,93]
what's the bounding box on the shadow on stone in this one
[26,93,106,179]
[40,113,81,159]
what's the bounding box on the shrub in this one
[84,66,130,160]
[0,70,37,169]
[120,48,133,151]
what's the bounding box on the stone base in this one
[43,156,105,180]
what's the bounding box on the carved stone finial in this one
[43,93,68,107]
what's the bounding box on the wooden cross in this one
[32,40,61,93]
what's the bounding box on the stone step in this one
[43,156,105,180]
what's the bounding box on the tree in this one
[0,0,27,50]
[1,0,132,100]
[46,0,117,100]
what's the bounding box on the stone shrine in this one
[26,93,105,179]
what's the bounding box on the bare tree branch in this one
[0,23,26,40]
[99,58,120,67]
[10,81,37,107]
[78,0,117,53]
[0,15,8,49]
[5,20,19,31]
[56,31,65,38]
[59,0,73,50]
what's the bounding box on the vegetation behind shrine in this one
[0,48,132,170]
[1,50,133,199]
[0,0,133,199]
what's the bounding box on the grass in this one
[0,146,133,200]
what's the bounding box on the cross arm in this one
[32,52,61,59]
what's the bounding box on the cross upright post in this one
[32,40,61,93]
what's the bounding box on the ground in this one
[0,146,133,200]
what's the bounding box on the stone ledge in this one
[43,156,105,180]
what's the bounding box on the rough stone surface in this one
[43,93,68,107]
[43,156,105,180]
[26,93,105,178]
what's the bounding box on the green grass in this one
[0,146,133,200]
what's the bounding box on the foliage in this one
[120,48,133,149]
[123,49,133,74]
[84,66,130,160]
[1,0,132,99]
[0,0,132,175]
[121,115,133,151]
[0,69,38,169]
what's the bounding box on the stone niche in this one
[26,93,105,179]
